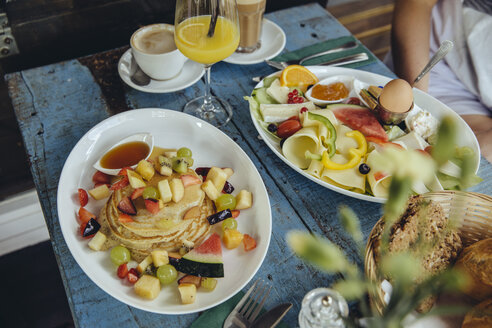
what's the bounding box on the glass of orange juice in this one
[175,0,240,127]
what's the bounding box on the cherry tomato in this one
[277,119,302,139]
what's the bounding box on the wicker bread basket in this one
[364,191,492,315]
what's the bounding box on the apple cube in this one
[201,180,220,201]
[127,170,146,188]
[205,167,228,193]
[88,231,107,251]
[134,275,161,300]
[235,190,253,210]
[170,178,184,202]
[222,167,234,179]
[88,184,110,200]
[135,160,155,181]
[157,179,172,203]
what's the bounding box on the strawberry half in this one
[118,213,134,223]
[127,268,139,284]
[117,196,137,215]
[92,171,111,184]
[117,167,133,176]
[130,187,145,200]
[117,263,129,279]
[78,188,88,207]
[78,207,96,224]
[243,234,257,251]
[110,176,129,191]
[231,210,240,218]
[144,199,160,214]
[180,174,202,187]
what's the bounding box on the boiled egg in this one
[379,79,413,113]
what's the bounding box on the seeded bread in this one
[373,195,462,312]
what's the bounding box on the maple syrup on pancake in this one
[100,141,150,169]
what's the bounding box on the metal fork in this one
[265,40,357,70]
[223,280,272,328]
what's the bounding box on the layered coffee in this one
[237,0,266,53]
[133,27,176,54]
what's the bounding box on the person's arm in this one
[391,0,438,91]
[462,115,492,163]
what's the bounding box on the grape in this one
[143,186,159,200]
[156,264,178,285]
[215,194,237,212]
[221,218,237,232]
[177,147,192,158]
[201,277,217,291]
[110,245,131,266]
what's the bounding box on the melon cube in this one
[157,179,172,203]
[88,184,110,200]
[136,160,155,181]
[178,283,197,304]
[134,275,161,300]
[127,170,146,188]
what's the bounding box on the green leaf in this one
[380,253,422,286]
[286,231,349,273]
[333,279,366,300]
[338,206,363,246]
[432,116,457,166]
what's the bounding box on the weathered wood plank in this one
[5,3,492,328]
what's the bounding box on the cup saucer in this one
[118,49,205,93]
[224,19,286,65]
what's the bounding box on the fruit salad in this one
[76,145,256,304]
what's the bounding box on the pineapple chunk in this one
[156,155,172,176]
[88,184,110,200]
[136,160,155,181]
[201,180,220,201]
[178,283,197,304]
[134,275,161,300]
[222,167,234,179]
[223,229,244,249]
[137,255,153,274]
[205,167,228,192]
[127,170,147,188]
[158,179,172,203]
[170,178,184,202]
[88,231,107,251]
[235,190,253,210]
[151,250,169,267]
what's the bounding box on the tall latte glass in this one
[236,0,266,53]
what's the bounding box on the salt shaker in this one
[299,288,349,328]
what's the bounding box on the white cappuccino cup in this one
[130,24,187,80]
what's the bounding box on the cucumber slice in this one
[254,87,278,104]
[262,76,278,88]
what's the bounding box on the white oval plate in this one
[250,66,480,203]
[57,108,272,314]
[118,49,205,93]
[224,19,286,65]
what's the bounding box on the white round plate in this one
[57,108,272,314]
[224,19,286,65]
[250,66,481,203]
[118,49,205,93]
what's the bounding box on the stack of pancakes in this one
[98,173,213,262]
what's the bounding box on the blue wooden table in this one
[5,3,492,327]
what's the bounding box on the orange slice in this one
[279,65,319,92]
[177,22,207,46]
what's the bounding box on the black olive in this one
[222,181,235,194]
[359,163,371,175]
[267,123,278,133]
[83,218,101,237]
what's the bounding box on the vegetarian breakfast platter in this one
[57,109,272,314]
[246,66,481,203]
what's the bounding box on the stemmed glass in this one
[175,0,240,127]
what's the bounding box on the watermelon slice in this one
[176,233,224,277]
[328,104,388,142]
